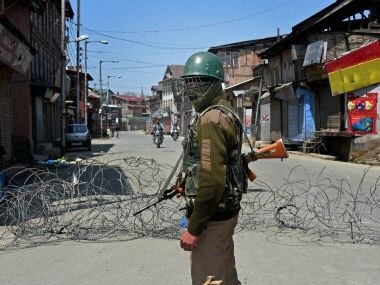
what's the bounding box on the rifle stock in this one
[243,139,288,181]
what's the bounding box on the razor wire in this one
[0,156,379,250]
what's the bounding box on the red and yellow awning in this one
[325,40,380,96]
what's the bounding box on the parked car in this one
[65,124,91,151]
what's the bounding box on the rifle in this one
[133,153,184,216]
[133,139,288,215]
[243,139,289,181]
[132,186,179,216]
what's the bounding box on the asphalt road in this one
[1,131,379,285]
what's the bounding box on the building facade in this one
[158,65,184,133]
[208,37,280,87]
[0,0,34,161]
[1,0,73,161]
[259,0,380,161]
[29,0,73,156]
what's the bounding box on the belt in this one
[186,206,240,222]
[210,207,240,221]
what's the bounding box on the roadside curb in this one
[242,143,337,161]
[287,150,337,161]
[243,141,337,160]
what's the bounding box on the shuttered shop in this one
[33,94,59,146]
[0,69,12,160]
[34,96,45,142]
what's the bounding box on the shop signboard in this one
[347,84,380,135]
[325,40,380,96]
[0,23,32,74]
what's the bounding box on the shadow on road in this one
[0,158,134,226]
[65,143,114,158]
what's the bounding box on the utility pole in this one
[60,0,66,154]
[106,75,122,135]
[76,0,81,123]
[99,60,103,138]
[99,60,118,138]
[84,40,88,126]
[84,40,107,126]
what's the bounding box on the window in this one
[233,52,239,67]
[220,52,239,67]
[225,52,231,67]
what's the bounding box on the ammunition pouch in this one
[182,104,248,216]
[184,162,199,209]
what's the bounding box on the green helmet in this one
[183,51,224,81]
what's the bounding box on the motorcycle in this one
[153,129,164,148]
[170,127,179,141]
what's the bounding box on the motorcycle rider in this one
[170,121,180,139]
[152,120,164,133]
[152,120,164,143]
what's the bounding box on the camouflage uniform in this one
[180,51,245,285]
[183,98,245,235]
[183,99,244,285]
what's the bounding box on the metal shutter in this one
[35,96,44,142]
[288,98,302,143]
[287,88,316,143]
[0,70,12,160]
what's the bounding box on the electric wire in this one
[81,0,297,35]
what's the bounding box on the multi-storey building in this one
[28,0,73,156]
[116,92,148,131]
[0,0,34,161]
[208,37,279,88]
[1,0,73,161]
[207,37,281,139]
[259,0,380,162]
[158,65,184,133]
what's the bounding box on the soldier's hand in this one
[180,230,199,251]
[175,172,186,198]
[176,186,184,198]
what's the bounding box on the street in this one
[0,131,380,285]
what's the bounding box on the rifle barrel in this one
[133,190,177,216]
[133,198,163,216]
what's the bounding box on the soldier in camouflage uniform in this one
[178,51,246,285]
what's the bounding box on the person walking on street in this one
[177,51,247,285]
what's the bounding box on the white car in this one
[65,124,91,151]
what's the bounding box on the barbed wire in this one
[0,156,379,250]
